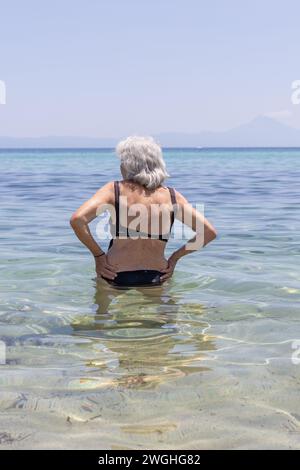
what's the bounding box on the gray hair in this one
[116,136,169,190]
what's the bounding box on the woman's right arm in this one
[160,190,217,281]
[70,181,117,280]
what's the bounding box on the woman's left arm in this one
[160,190,217,281]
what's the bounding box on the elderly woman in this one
[70,136,217,287]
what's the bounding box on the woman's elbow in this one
[204,227,218,245]
[211,228,218,240]
[70,213,84,228]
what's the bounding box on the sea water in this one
[0,148,300,449]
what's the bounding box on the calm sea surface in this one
[0,148,300,449]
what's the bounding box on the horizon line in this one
[1,146,300,151]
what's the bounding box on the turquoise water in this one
[0,148,300,449]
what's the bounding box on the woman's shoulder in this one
[93,181,115,203]
[172,188,188,205]
[159,185,188,206]
[100,181,116,190]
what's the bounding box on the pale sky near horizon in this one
[1,0,300,137]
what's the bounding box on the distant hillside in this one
[1,116,300,148]
[155,117,300,147]
[0,136,117,148]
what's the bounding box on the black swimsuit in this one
[104,181,177,287]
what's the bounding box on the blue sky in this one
[0,0,300,137]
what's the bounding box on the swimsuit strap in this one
[168,187,177,205]
[114,180,131,238]
[167,187,177,227]
[114,180,120,237]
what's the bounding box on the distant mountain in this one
[0,135,117,148]
[1,116,300,148]
[156,116,300,147]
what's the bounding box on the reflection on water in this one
[70,280,215,390]
[1,148,300,449]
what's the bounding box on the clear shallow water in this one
[0,148,300,449]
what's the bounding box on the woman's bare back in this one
[106,180,174,271]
